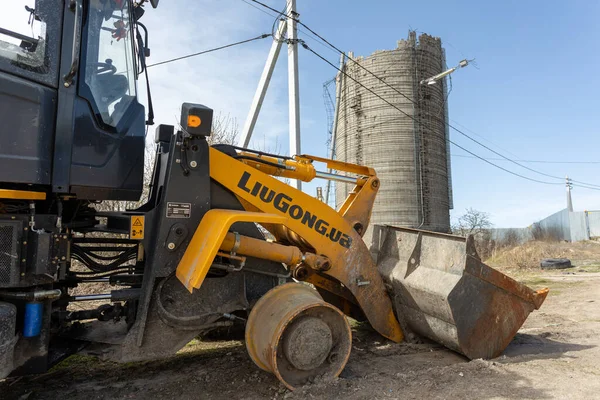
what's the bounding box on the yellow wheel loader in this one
[0,0,547,390]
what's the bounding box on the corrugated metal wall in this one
[533,209,600,242]
[587,211,600,238]
[490,228,533,244]
[538,209,572,241]
[335,32,451,232]
[488,210,600,244]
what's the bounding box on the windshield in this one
[83,0,137,128]
[0,0,61,87]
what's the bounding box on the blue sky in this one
[139,0,600,228]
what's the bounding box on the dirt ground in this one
[2,251,600,399]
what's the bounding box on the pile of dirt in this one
[486,240,600,270]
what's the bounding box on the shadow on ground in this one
[500,333,595,361]
[1,331,590,400]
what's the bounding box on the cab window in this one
[83,0,137,129]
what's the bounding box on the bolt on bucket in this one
[369,225,549,360]
[245,282,352,390]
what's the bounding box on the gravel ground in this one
[2,266,600,400]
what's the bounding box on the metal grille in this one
[0,223,19,285]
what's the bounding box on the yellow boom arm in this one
[176,147,403,342]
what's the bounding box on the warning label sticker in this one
[130,215,145,240]
[166,202,191,219]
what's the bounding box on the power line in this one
[146,34,271,68]
[448,142,563,186]
[300,43,567,187]
[240,0,600,190]
[571,184,600,191]
[447,119,523,160]
[242,1,600,187]
[243,1,417,105]
[295,28,582,182]
[239,0,337,54]
[239,0,276,17]
[452,154,600,165]
[305,43,600,191]
[244,0,289,18]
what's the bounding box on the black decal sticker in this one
[301,211,317,228]
[315,219,329,235]
[339,234,352,249]
[250,182,262,196]
[240,171,352,249]
[289,205,303,219]
[274,192,292,213]
[237,172,252,193]
[259,186,275,203]
[329,228,341,243]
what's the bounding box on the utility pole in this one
[239,19,287,147]
[287,0,301,190]
[566,175,574,212]
[238,1,302,191]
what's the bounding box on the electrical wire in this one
[241,0,600,189]
[304,43,600,192]
[238,0,338,53]
[146,34,271,68]
[452,154,600,165]
[239,0,274,17]
[243,0,289,18]
[301,43,565,186]
[303,34,599,186]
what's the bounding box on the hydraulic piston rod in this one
[220,232,330,271]
[236,151,362,185]
[315,171,358,184]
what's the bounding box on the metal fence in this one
[489,209,600,243]
[490,228,532,244]
[587,211,600,238]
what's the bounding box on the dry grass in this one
[486,240,600,271]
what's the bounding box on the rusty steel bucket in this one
[245,283,352,390]
[369,225,549,360]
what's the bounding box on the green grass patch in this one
[517,275,584,295]
[519,276,554,287]
[49,354,98,372]
[576,264,600,273]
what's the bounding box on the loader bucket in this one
[370,225,548,360]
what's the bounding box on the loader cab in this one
[0,0,151,200]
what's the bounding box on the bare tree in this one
[453,208,492,237]
[453,208,494,259]
[207,113,239,146]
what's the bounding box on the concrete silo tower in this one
[335,31,453,232]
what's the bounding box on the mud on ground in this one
[2,264,600,399]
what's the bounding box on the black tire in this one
[540,258,572,270]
